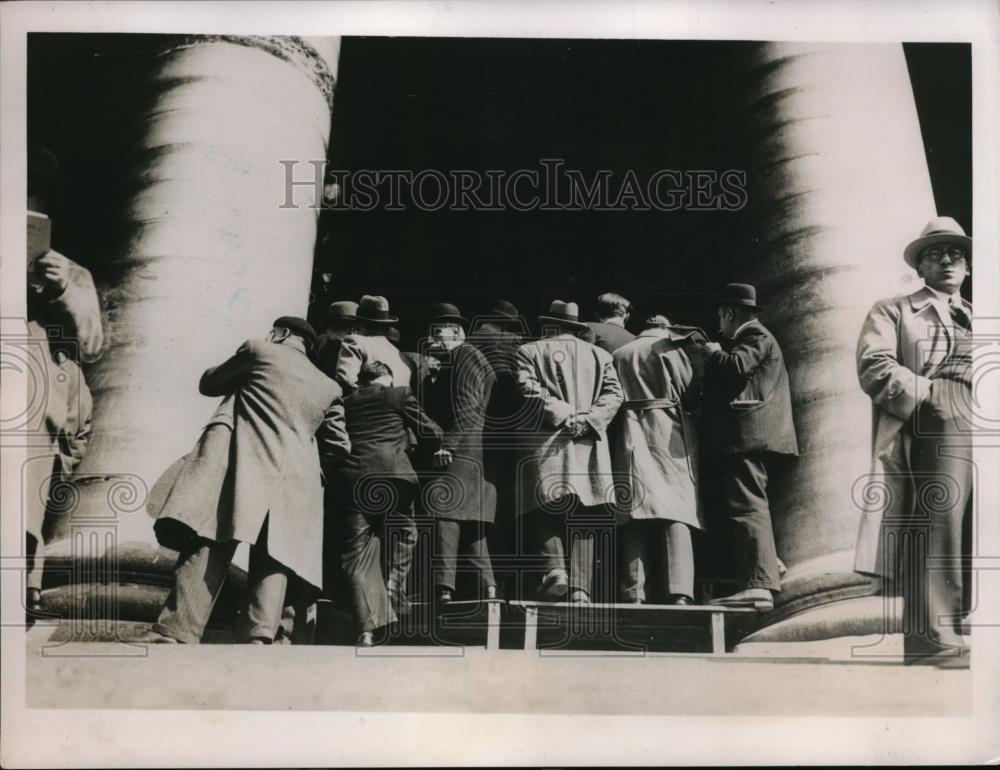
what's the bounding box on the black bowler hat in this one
[273,316,317,345]
[718,283,764,312]
[357,294,398,324]
[485,299,521,321]
[427,302,468,326]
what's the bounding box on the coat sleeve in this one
[440,349,496,452]
[48,261,104,363]
[58,368,93,475]
[335,335,364,393]
[399,388,444,450]
[580,354,624,435]
[516,345,574,428]
[317,397,351,466]
[706,328,770,391]
[199,341,256,396]
[857,299,931,421]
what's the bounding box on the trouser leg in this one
[721,455,780,592]
[435,518,461,592]
[461,521,496,591]
[906,386,971,657]
[239,544,290,643]
[662,521,695,599]
[153,538,237,644]
[341,510,392,633]
[532,509,567,579]
[621,521,648,602]
[26,536,45,592]
[568,505,596,596]
[385,485,417,596]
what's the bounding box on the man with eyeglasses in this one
[855,216,973,668]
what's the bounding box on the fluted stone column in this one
[46,37,339,606]
[728,43,937,643]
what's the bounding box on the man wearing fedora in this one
[314,300,358,381]
[702,283,798,611]
[586,292,637,354]
[611,314,711,606]
[855,216,973,667]
[335,295,414,393]
[416,303,499,603]
[466,300,531,598]
[140,317,350,644]
[515,300,624,603]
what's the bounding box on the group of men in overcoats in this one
[133,214,973,666]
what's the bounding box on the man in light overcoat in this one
[515,300,624,603]
[855,216,973,667]
[611,315,710,605]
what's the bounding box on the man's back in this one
[586,321,636,354]
[702,321,798,457]
[339,384,427,485]
[336,333,413,390]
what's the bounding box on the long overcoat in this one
[416,342,497,522]
[610,327,708,529]
[853,285,971,576]
[514,333,624,514]
[153,339,349,589]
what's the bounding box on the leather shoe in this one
[905,646,970,669]
[356,631,374,648]
[539,571,569,601]
[708,588,773,610]
[131,629,180,644]
[569,589,591,604]
[668,594,694,606]
[437,588,453,604]
[26,588,43,614]
[484,585,497,600]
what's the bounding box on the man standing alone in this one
[855,216,973,667]
[702,284,798,611]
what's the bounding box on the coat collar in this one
[908,285,954,334]
[731,319,763,340]
[638,327,699,342]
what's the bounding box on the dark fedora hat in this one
[356,294,398,324]
[327,300,358,321]
[427,302,468,326]
[903,216,972,269]
[718,283,764,312]
[485,299,521,321]
[273,316,317,345]
[538,300,588,330]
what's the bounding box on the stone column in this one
[46,37,339,606]
[727,43,937,644]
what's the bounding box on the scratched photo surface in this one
[2,3,998,767]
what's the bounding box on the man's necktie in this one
[949,297,971,332]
